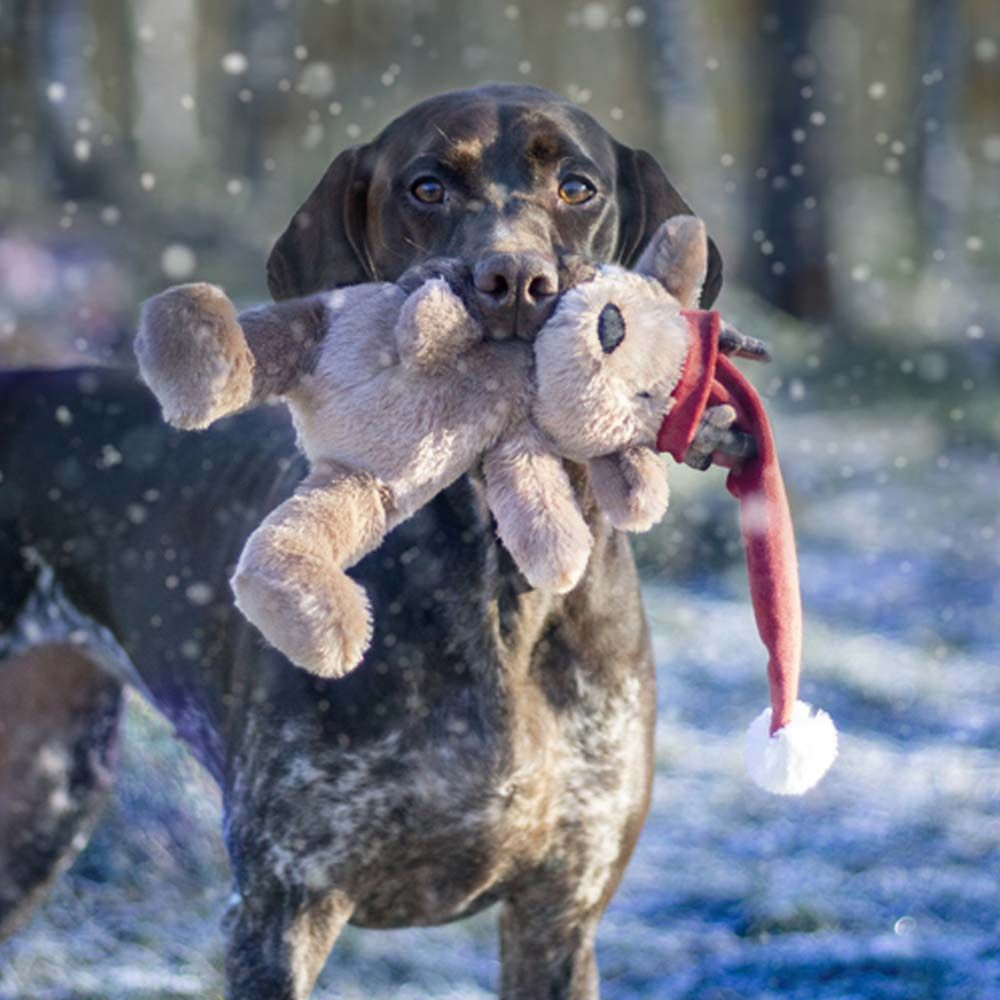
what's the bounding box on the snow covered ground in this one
[2,404,998,999]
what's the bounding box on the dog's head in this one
[267,83,722,341]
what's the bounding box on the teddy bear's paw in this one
[232,564,373,679]
[395,277,481,369]
[137,283,254,430]
[602,486,669,533]
[511,516,594,595]
[589,451,670,533]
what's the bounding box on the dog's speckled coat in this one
[0,85,731,999]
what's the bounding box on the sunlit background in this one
[1,1,999,997]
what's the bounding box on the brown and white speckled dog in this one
[0,84,758,998]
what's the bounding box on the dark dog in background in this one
[0,84,742,998]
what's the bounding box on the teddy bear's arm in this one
[136,283,328,430]
[231,460,394,678]
[483,420,593,594]
[588,446,669,533]
[238,295,328,402]
[393,278,482,371]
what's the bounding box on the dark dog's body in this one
[0,86,722,998]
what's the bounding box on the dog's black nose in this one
[473,252,558,339]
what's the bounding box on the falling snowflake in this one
[975,37,997,62]
[221,51,248,75]
[161,243,197,280]
[624,6,646,27]
[580,2,610,30]
[185,582,215,606]
[298,62,335,98]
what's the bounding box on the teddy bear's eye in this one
[638,391,652,400]
[597,303,626,353]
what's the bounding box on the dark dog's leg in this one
[0,644,123,941]
[499,892,600,1000]
[223,887,354,1000]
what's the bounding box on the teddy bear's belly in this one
[291,369,525,516]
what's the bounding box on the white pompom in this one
[744,700,838,795]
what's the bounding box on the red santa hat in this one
[657,309,838,795]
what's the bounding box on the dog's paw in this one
[231,562,373,679]
[136,283,254,430]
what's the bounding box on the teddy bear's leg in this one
[230,463,394,678]
[136,283,256,429]
[483,421,593,594]
[394,278,482,370]
[588,446,669,532]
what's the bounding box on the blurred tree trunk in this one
[910,0,966,266]
[747,0,832,318]
[196,0,265,182]
[641,1,724,237]
[91,0,137,165]
[0,0,138,204]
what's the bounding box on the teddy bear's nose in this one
[473,252,558,340]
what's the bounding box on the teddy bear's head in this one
[533,215,709,462]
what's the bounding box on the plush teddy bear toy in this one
[137,216,835,794]
[135,218,740,683]
[530,215,838,795]
[136,278,595,679]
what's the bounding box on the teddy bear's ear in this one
[634,215,709,309]
[613,145,723,307]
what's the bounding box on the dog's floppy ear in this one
[266,144,374,301]
[614,144,723,308]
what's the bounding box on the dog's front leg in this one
[224,888,353,1000]
[499,895,600,1000]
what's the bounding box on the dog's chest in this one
[228,665,650,927]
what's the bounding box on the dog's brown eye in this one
[559,176,596,205]
[411,176,445,204]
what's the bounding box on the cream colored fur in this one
[135,283,254,429]
[136,278,588,678]
[532,216,710,533]
[135,215,720,678]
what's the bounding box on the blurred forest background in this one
[1,1,999,998]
